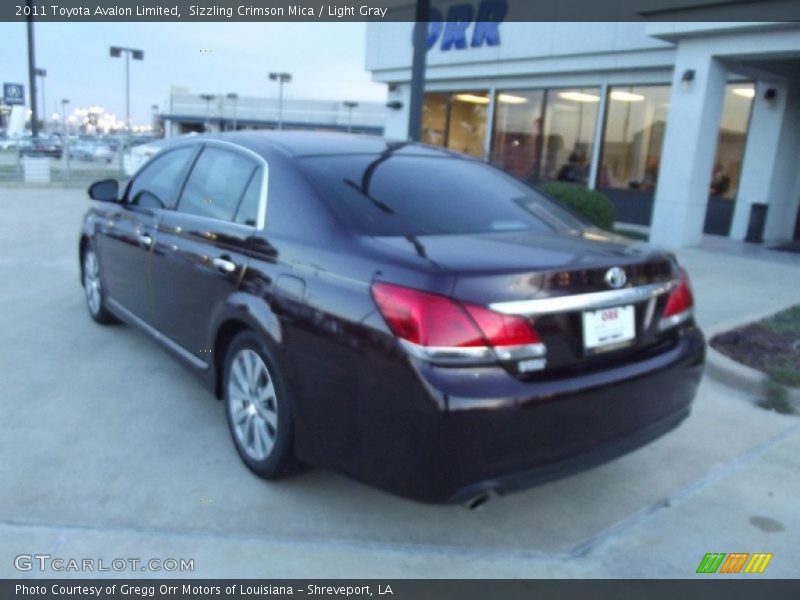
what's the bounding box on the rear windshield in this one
[299,154,584,236]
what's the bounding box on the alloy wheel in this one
[83,250,102,315]
[228,348,279,461]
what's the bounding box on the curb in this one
[705,321,800,411]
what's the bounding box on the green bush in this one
[538,182,615,230]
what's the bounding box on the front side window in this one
[127,146,196,209]
[300,154,584,237]
[176,146,258,222]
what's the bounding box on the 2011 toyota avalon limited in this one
[79,132,704,504]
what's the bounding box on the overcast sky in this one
[0,22,387,126]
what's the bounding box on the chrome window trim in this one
[158,138,270,231]
[489,280,677,316]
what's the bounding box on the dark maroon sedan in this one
[79,132,704,504]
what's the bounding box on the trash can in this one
[745,202,768,244]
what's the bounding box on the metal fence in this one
[0,150,127,188]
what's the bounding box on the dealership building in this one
[366,16,800,247]
[161,87,386,138]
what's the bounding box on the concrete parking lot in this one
[0,187,798,578]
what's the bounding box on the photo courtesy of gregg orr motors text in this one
[14,585,391,597]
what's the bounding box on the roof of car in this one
[196,130,462,160]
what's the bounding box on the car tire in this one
[223,330,298,479]
[82,242,118,324]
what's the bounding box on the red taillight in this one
[663,268,694,318]
[371,282,540,349]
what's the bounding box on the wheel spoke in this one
[231,359,248,394]
[231,402,249,426]
[253,416,267,456]
[241,351,255,388]
[261,407,277,432]
[255,379,275,406]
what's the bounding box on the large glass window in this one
[421,93,448,147]
[490,88,600,183]
[421,91,488,158]
[711,83,754,199]
[489,90,545,179]
[598,85,671,191]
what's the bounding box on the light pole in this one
[408,0,430,141]
[109,46,144,133]
[226,93,239,131]
[200,94,215,131]
[34,68,46,134]
[151,104,159,135]
[26,4,39,138]
[268,72,291,130]
[343,101,359,133]
[61,99,69,136]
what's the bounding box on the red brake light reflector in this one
[663,268,694,318]
[371,282,540,348]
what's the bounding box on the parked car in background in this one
[18,136,63,158]
[71,142,114,163]
[79,132,705,504]
[0,134,21,151]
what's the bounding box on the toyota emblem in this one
[604,267,627,289]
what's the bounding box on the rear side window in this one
[177,147,258,222]
[127,147,195,209]
[234,169,262,226]
[299,154,583,236]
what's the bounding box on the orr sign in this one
[422,0,508,51]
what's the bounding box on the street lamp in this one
[151,104,159,135]
[343,101,359,133]
[34,68,46,134]
[200,94,216,131]
[268,72,292,130]
[61,98,69,136]
[226,93,239,131]
[109,46,144,133]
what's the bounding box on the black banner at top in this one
[2,0,800,22]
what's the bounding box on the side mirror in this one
[88,179,119,202]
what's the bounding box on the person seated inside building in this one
[710,163,731,197]
[556,152,587,183]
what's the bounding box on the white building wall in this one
[367,19,800,245]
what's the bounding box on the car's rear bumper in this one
[340,326,705,503]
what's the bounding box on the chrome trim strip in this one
[489,280,677,316]
[107,298,209,370]
[658,308,693,331]
[398,339,546,366]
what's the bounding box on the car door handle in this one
[138,233,153,247]
[212,257,237,273]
